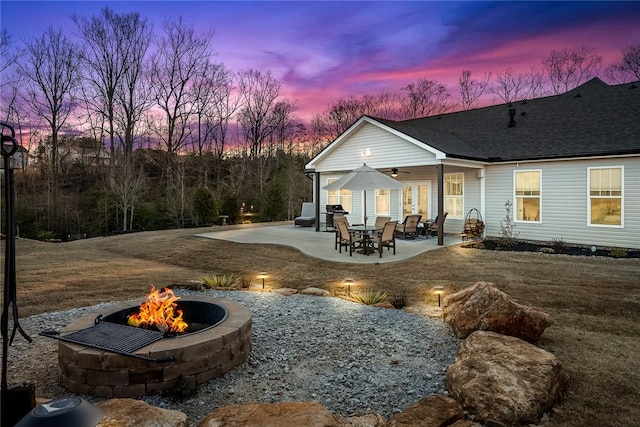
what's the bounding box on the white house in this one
[305,78,640,249]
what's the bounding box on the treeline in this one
[0,7,638,240]
[13,147,310,240]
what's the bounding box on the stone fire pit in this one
[58,296,252,398]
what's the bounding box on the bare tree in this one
[19,27,81,227]
[105,154,146,231]
[324,96,367,137]
[268,98,297,155]
[149,17,212,156]
[543,46,602,94]
[237,69,281,159]
[522,67,547,99]
[605,42,640,83]
[458,69,491,110]
[113,12,153,158]
[361,92,402,120]
[209,66,240,162]
[189,61,227,156]
[1,29,20,88]
[490,67,529,103]
[75,8,130,161]
[400,78,452,119]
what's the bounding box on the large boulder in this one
[199,401,338,427]
[446,331,569,426]
[388,394,464,426]
[336,413,388,426]
[443,282,550,342]
[96,398,187,427]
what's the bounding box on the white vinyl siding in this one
[514,170,541,222]
[588,167,623,227]
[484,158,640,249]
[313,122,437,172]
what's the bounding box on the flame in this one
[127,286,188,333]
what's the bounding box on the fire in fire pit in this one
[127,286,187,333]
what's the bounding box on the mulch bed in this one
[463,239,640,258]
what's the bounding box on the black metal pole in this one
[1,122,33,426]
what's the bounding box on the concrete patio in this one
[196,222,461,264]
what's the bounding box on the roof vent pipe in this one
[508,108,516,127]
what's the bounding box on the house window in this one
[588,167,623,226]
[444,173,464,218]
[514,170,541,222]
[375,189,390,215]
[327,178,352,212]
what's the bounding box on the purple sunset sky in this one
[2,1,640,120]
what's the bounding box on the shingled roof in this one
[372,78,640,162]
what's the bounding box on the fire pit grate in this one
[43,320,166,360]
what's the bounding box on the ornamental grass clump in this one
[200,274,239,289]
[348,289,388,305]
[389,293,409,309]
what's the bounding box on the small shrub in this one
[610,248,628,258]
[37,230,56,241]
[200,274,239,289]
[240,275,251,288]
[389,294,408,309]
[548,237,567,251]
[348,289,388,305]
[497,200,519,247]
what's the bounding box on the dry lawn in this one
[4,225,640,426]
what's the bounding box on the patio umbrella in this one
[322,163,405,225]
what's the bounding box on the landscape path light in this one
[343,278,355,296]
[432,285,445,307]
[257,272,268,289]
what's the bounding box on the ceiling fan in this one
[384,167,411,177]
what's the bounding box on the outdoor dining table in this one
[349,225,381,255]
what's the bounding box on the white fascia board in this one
[489,153,640,165]
[442,158,489,168]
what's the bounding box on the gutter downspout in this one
[314,172,320,232]
[437,164,444,246]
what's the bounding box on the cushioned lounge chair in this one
[294,202,316,227]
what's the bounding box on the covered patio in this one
[196,223,461,264]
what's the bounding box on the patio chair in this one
[425,212,449,237]
[294,202,316,227]
[374,216,392,229]
[336,220,363,256]
[333,215,349,249]
[371,221,397,258]
[395,214,422,239]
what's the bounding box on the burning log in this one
[127,286,188,333]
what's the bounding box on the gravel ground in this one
[7,289,459,424]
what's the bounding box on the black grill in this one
[325,204,349,231]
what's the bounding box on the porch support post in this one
[437,164,444,246]
[314,172,320,232]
